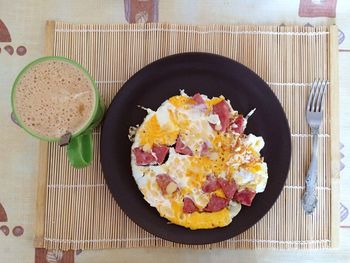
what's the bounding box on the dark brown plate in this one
[100,52,291,245]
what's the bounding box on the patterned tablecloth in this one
[0,1,349,262]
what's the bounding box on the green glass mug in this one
[11,56,105,168]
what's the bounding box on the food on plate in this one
[130,91,268,230]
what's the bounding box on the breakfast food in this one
[130,91,268,230]
[13,59,96,139]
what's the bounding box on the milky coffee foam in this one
[14,60,96,139]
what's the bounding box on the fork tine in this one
[311,79,321,111]
[317,80,327,111]
[312,80,323,112]
[307,80,319,111]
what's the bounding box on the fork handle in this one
[303,132,319,214]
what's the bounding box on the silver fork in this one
[303,79,327,214]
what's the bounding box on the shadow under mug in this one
[11,56,105,168]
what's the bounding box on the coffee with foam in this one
[14,59,96,139]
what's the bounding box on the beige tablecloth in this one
[0,1,349,262]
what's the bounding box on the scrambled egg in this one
[131,91,268,230]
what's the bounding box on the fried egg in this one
[130,91,268,230]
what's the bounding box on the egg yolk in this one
[213,189,226,198]
[160,201,232,230]
[168,95,195,108]
[138,114,179,147]
[205,96,225,111]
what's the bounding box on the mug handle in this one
[64,97,105,168]
[67,130,93,168]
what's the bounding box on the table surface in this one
[0,1,349,262]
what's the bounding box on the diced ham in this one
[133,145,169,166]
[234,188,256,206]
[211,100,231,132]
[217,178,237,200]
[133,147,156,165]
[175,137,193,156]
[202,175,220,193]
[231,115,246,134]
[203,194,229,212]
[200,142,209,156]
[193,93,206,105]
[156,174,177,195]
[152,145,169,164]
[192,93,207,112]
[183,197,199,213]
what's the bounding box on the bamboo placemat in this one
[34,21,340,250]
